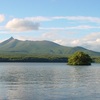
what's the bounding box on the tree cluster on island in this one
[68,51,92,65]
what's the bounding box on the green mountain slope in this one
[0,37,100,57]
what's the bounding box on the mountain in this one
[0,37,100,57]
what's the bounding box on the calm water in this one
[0,63,100,100]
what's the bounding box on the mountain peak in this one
[0,37,15,45]
[9,37,14,40]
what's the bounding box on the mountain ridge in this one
[0,37,100,57]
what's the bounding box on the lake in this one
[0,63,100,100]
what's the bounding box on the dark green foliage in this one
[0,54,68,62]
[92,57,100,63]
[68,51,92,65]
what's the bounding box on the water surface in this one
[0,63,100,100]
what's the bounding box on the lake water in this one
[0,63,100,100]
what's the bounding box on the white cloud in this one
[42,32,57,39]
[53,16,100,23]
[53,39,68,45]
[96,38,100,42]
[52,32,100,52]
[26,16,52,22]
[6,18,40,32]
[40,27,66,30]
[5,16,100,32]
[41,31,63,41]
[25,16,100,23]
[7,16,100,24]
[81,32,100,52]
[67,32,100,49]
[40,25,100,30]
[0,14,5,23]
[67,25,100,29]
[29,16,100,23]
[15,35,36,41]
[71,39,80,45]
[84,32,100,40]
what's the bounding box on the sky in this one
[0,0,100,52]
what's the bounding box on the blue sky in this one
[0,0,100,51]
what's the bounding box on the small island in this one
[68,51,92,65]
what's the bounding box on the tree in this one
[68,51,92,65]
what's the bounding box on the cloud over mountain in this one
[6,18,40,32]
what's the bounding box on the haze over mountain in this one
[0,37,100,57]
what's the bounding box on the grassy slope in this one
[0,37,100,58]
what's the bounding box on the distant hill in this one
[0,37,100,57]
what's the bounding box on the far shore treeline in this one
[0,54,67,62]
[0,54,99,63]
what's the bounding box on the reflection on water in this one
[0,63,100,100]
